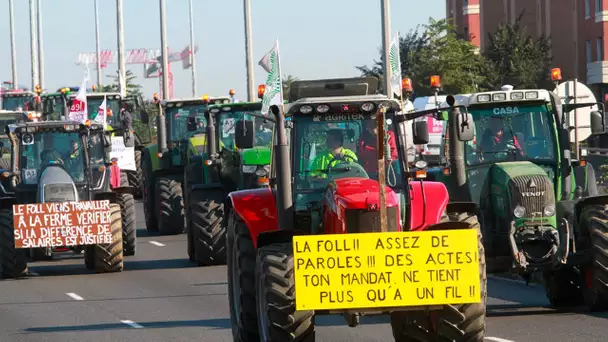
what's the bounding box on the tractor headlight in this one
[513,205,525,218]
[255,166,268,177]
[242,165,256,173]
[543,205,556,217]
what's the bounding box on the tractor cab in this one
[41,88,76,121]
[1,90,37,111]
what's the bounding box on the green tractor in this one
[427,87,608,310]
[142,93,232,235]
[186,99,276,266]
[0,90,37,111]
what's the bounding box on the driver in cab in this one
[309,129,358,178]
[479,117,523,159]
[40,135,64,165]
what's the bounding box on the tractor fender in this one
[228,187,278,248]
[409,181,450,231]
[0,196,16,210]
[574,194,608,221]
[112,186,133,194]
[94,191,118,204]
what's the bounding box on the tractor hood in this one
[330,178,399,210]
[241,147,271,166]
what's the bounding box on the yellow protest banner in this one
[292,229,481,311]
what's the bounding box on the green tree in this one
[483,14,552,89]
[101,70,143,97]
[357,18,488,96]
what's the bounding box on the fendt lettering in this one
[521,191,545,197]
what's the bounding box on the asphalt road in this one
[0,200,606,342]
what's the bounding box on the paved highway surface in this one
[1,201,606,342]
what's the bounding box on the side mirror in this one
[140,111,150,124]
[455,111,475,142]
[412,121,429,145]
[187,116,198,132]
[235,119,255,149]
[590,110,606,135]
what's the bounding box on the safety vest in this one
[309,148,358,178]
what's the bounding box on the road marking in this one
[486,337,516,342]
[66,292,84,301]
[149,241,165,247]
[121,320,144,329]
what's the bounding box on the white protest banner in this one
[109,137,136,171]
[68,78,88,123]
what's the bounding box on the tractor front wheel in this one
[391,212,486,342]
[142,155,158,232]
[117,192,137,256]
[543,266,582,308]
[255,242,315,342]
[0,209,27,279]
[93,203,124,273]
[191,190,226,266]
[227,211,259,341]
[155,176,185,235]
[579,204,608,311]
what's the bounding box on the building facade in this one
[446,0,608,98]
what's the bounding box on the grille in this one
[508,175,554,215]
[43,183,76,202]
[344,206,399,233]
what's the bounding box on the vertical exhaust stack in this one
[447,95,470,202]
[271,104,293,231]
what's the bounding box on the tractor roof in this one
[208,101,263,112]
[288,77,379,102]
[87,92,121,98]
[1,91,36,97]
[7,120,104,133]
[286,94,401,115]
[467,87,552,106]
[163,96,232,107]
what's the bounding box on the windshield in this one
[293,111,399,197]
[20,131,86,184]
[1,94,35,111]
[165,104,207,141]
[466,103,557,165]
[87,97,121,127]
[218,110,274,150]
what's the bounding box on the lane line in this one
[486,337,516,342]
[66,292,84,301]
[149,241,165,247]
[121,320,144,329]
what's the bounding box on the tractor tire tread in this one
[156,176,185,235]
[192,190,226,265]
[117,192,137,256]
[93,204,124,273]
[0,209,27,278]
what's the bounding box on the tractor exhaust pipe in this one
[448,105,470,201]
[206,111,217,158]
[271,105,294,231]
[157,103,167,155]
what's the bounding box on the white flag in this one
[68,78,88,123]
[389,32,403,97]
[258,40,284,115]
[94,95,107,126]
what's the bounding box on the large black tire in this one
[93,203,124,273]
[543,266,582,308]
[227,211,259,341]
[142,153,158,232]
[130,150,143,198]
[0,209,27,279]
[117,192,137,256]
[256,242,315,341]
[579,204,608,311]
[156,175,185,235]
[390,212,486,342]
[191,190,226,266]
[84,246,95,270]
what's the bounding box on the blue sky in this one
[0,0,445,100]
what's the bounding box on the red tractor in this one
[225,78,486,341]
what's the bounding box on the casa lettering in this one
[493,106,519,115]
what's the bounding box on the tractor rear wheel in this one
[0,209,27,279]
[255,242,315,342]
[117,192,137,256]
[191,190,226,266]
[93,203,124,273]
[156,175,185,235]
[84,246,95,270]
[579,204,608,311]
[227,211,259,341]
[129,150,143,198]
[391,212,486,342]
